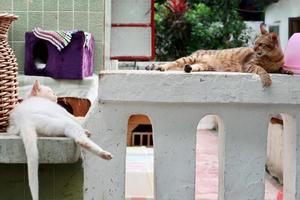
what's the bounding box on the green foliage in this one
[155,3,191,60]
[155,0,251,61]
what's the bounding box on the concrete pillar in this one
[282,113,300,200]
[83,103,129,200]
[150,107,201,200]
[219,108,268,200]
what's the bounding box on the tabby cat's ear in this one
[260,23,268,35]
[31,80,41,96]
[270,32,278,42]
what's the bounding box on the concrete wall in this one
[0,0,105,73]
[84,71,300,200]
[265,0,300,49]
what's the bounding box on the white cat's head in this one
[29,80,57,102]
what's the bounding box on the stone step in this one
[0,134,80,163]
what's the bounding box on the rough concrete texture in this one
[99,70,300,104]
[0,135,80,163]
[84,71,300,200]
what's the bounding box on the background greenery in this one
[155,0,252,60]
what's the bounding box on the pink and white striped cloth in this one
[33,27,72,51]
[32,27,91,51]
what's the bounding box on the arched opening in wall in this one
[195,114,286,200]
[265,114,293,200]
[195,115,222,200]
[125,114,154,200]
[33,40,48,69]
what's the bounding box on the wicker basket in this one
[0,13,19,132]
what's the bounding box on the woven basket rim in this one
[0,13,18,20]
[0,12,19,132]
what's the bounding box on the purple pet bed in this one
[25,31,94,79]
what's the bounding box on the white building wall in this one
[265,0,300,49]
[244,21,262,46]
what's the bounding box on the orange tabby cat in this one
[146,24,293,87]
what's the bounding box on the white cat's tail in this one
[20,125,39,200]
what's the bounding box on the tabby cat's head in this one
[254,24,283,60]
[29,80,58,102]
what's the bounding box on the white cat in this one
[7,80,112,200]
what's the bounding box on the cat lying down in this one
[146,23,293,87]
[7,80,112,200]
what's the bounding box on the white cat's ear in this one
[31,80,41,96]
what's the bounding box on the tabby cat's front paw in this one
[261,76,272,87]
[145,64,159,70]
[145,64,165,71]
[145,64,155,70]
[184,65,192,73]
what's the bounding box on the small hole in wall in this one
[126,114,154,199]
[33,40,48,69]
[266,115,284,189]
[57,98,74,115]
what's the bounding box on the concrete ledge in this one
[118,61,168,70]
[0,135,80,163]
[99,71,300,104]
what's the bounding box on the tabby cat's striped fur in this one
[146,24,293,87]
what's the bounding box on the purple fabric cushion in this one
[25,31,94,79]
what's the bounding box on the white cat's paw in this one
[100,151,113,160]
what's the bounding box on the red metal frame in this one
[112,23,151,27]
[111,0,155,61]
